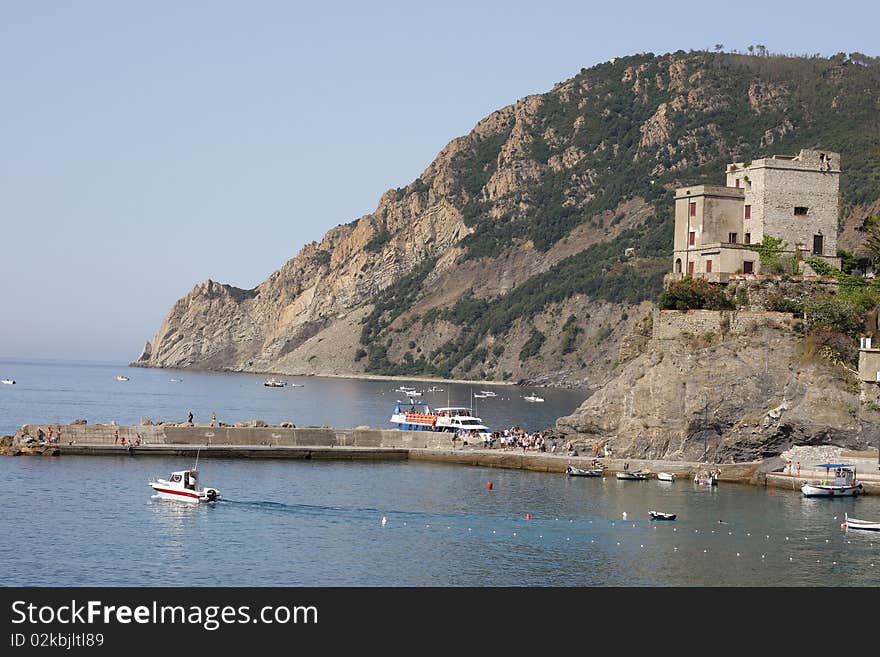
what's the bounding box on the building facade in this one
[672,149,841,281]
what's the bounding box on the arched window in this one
[675,258,682,273]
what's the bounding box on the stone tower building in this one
[672,149,840,280]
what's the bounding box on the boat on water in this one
[148,467,220,503]
[801,464,862,497]
[389,402,491,438]
[115,375,129,382]
[616,469,651,480]
[694,470,719,486]
[842,513,880,531]
[649,511,677,520]
[263,378,287,387]
[169,378,183,383]
[523,394,544,403]
[1,379,15,385]
[426,386,444,393]
[479,390,498,397]
[389,400,439,432]
[657,472,677,482]
[566,465,603,477]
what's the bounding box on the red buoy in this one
[486,481,493,491]
[526,513,531,520]
[769,490,774,496]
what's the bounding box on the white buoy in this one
[622,512,627,519]
[381,516,387,527]
[736,553,740,557]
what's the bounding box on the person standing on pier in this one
[187,410,193,425]
[211,411,216,428]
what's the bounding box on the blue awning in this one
[815,463,853,468]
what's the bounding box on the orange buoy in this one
[486,481,493,491]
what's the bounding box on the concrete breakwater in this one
[8,423,880,494]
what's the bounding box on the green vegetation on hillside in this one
[357,50,880,378]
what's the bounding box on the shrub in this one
[519,329,546,361]
[658,277,735,311]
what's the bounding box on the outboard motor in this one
[205,488,220,502]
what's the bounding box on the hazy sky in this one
[2,1,877,362]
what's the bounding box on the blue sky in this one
[1,0,877,361]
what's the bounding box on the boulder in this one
[141,417,154,426]
[279,422,295,428]
[72,419,87,425]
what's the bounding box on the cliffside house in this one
[671,149,841,281]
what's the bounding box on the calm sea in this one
[0,357,587,436]
[1,456,879,586]
[1,358,879,586]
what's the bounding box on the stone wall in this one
[15,424,454,450]
[652,309,795,340]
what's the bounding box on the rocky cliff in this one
[554,322,880,461]
[135,50,880,386]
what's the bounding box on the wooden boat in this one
[657,472,676,482]
[616,469,651,480]
[566,465,603,477]
[649,511,676,521]
[842,513,880,531]
[801,464,862,497]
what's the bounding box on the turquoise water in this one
[0,357,587,436]
[2,455,879,586]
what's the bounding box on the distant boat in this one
[649,511,677,521]
[842,513,880,531]
[479,390,498,397]
[801,464,861,497]
[694,470,719,486]
[263,378,287,387]
[523,394,544,403]
[289,383,304,387]
[1,379,15,385]
[566,465,603,477]
[616,469,651,480]
[115,376,129,382]
[657,472,677,482]
[473,393,491,399]
[426,386,444,393]
[169,378,183,383]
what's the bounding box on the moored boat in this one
[657,472,677,482]
[263,378,287,387]
[149,468,220,503]
[842,513,880,531]
[566,465,603,477]
[523,394,544,403]
[616,469,651,480]
[694,470,719,486]
[389,400,438,431]
[115,375,129,382]
[1,379,15,385]
[649,511,677,520]
[801,464,862,497]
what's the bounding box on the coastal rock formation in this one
[555,325,880,461]
[134,51,880,386]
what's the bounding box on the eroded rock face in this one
[555,326,880,461]
[133,50,879,385]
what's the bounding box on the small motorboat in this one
[616,469,651,480]
[649,511,677,521]
[263,378,287,387]
[523,394,545,403]
[149,467,220,503]
[842,513,880,531]
[115,375,129,382]
[566,465,603,477]
[426,386,444,393]
[479,391,498,397]
[1,379,15,385]
[169,378,183,382]
[801,464,862,497]
[657,472,677,482]
[694,470,719,486]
